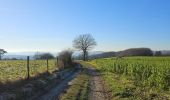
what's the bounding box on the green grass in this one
[0,59,58,82]
[88,57,170,100]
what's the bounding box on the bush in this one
[58,50,73,69]
[34,53,55,60]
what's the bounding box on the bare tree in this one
[73,34,97,61]
[0,49,7,60]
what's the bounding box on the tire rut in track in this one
[88,67,110,100]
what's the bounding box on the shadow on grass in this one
[0,62,79,100]
[0,71,59,99]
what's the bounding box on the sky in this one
[0,0,170,53]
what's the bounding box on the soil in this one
[87,67,110,100]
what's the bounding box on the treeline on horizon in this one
[87,48,170,59]
[2,48,170,61]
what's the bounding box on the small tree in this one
[0,49,7,60]
[73,34,97,61]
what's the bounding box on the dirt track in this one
[33,69,81,100]
[32,64,108,100]
[88,67,109,100]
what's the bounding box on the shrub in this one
[58,50,73,69]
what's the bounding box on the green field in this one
[88,57,170,99]
[0,60,57,82]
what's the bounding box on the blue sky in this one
[0,0,170,52]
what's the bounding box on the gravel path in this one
[35,69,81,100]
[88,67,110,100]
[31,63,109,100]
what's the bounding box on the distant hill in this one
[116,48,153,57]
[3,55,33,60]
[89,48,155,59]
[161,50,170,56]
[2,49,170,60]
[152,50,170,56]
[3,52,58,60]
[72,51,103,56]
[89,51,116,59]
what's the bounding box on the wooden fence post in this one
[47,59,49,73]
[27,56,30,80]
[57,57,59,67]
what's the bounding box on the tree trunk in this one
[0,54,1,60]
[83,50,86,61]
[86,51,88,61]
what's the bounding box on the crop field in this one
[0,60,57,82]
[88,57,170,99]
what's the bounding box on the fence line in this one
[0,56,59,81]
[27,56,30,80]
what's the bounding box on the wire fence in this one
[0,56,59,82]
